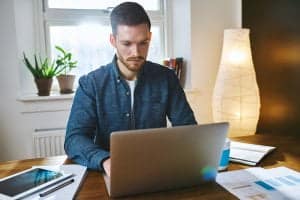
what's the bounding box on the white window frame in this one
[34,0,171,73]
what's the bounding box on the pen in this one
[39,178,75,197]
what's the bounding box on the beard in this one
[117,52,146,72]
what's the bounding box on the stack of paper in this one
[230,141,276,166]
[217,166,300,200]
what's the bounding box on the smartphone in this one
[0,168,73,199]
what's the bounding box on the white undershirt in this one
[126,80,137,110]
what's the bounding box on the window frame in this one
[36,0,170,69]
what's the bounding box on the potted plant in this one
[55,46,78,94]
[23,53,66,96]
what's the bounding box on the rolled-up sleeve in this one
[64,75,109,170]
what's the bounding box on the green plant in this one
[55,45,77,75]
[23,53,66,79]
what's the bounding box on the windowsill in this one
[16,89,201,114]
[17,92,74,114]
[17,89,200,102]
[17,92,74,102]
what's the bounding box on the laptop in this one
[103,122,229,197]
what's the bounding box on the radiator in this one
[33,129,66,157]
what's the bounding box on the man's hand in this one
[103,158,111,177]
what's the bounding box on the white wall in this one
[0,0,241,161]
[191,0,242,122]
[0,0,71,162]
[190,0,241,122]
[170,0,241,123]
[14,0,38,94]
[0,0,31,161]
[170,0,192,88]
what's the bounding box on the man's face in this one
[110,23,152,72]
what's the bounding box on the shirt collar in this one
[111,55,121,81]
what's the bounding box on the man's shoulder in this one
[78,63,113,87]
[88,63,113,77]
[144,61,171,75]
[143,61,178,81]
[81,63,113,80]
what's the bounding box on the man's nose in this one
[131,44,140,56]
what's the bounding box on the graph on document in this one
[256,174,300,190]
[217,166,300,200]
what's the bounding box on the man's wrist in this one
[100,156,110,170]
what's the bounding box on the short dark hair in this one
[110,2,151,35]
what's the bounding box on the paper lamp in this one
[213,29,260,136]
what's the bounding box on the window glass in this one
[50,25,113,76]
[48,0,160,11]
[49,24,163,77]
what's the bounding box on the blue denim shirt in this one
[65,56,197,170]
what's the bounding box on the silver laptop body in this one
[103,122,229,197]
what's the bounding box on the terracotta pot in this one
[34,78,53,96]
[57,75,75,94]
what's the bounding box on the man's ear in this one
[110,34,117,48]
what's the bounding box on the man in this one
[64,2,197,175]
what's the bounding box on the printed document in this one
[217,166,300,200]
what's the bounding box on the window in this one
[47,0,161,10]
[41,0,167,84]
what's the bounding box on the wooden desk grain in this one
[0,134,299,199]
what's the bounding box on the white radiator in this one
[33,129,66,157]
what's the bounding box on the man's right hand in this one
[103,158,111,177]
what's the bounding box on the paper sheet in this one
[217,167,300,200]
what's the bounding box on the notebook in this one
[102,122,229,197]
[229,141,276,166]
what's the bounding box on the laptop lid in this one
[104,122,229,197]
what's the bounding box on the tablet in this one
[0,167,73,199]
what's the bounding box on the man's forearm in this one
[64,134,110,170]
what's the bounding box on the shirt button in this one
[117,79,120,83]
[126,91,130,96]
[126,113,130,117]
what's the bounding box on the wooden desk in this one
[0,134,299,199]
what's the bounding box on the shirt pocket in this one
[149,100,166,122]
[102,110,122,132]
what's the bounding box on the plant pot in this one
[34,78,53,96]
[57,75,75,94]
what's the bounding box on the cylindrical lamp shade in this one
[213,29,260,136]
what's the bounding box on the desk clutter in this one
[217,140,300,199]
[217,166,300,200]
[28,164,87,199]
[0,164,87,200]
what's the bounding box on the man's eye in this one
[140,41,149,46]
[123,42,130,46]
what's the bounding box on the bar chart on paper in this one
[216,167,300,200]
